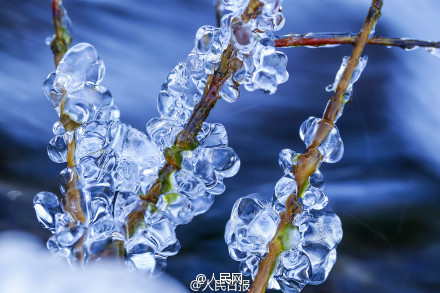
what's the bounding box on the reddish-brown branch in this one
[51,0,71,67]
[275,33,440,51]
[248,1,383,292]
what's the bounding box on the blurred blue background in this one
[0,0,439,292]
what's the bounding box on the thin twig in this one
[247,1,383,292]
[49,0,90,264]
[51,0,71,67]
[275,33,440,50]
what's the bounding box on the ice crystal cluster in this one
[222,0,289,94]
[157,0,289,123]
[225,55,368,292]
[224,165,343,292]
[34,39,239,274]
[34,0,302,280]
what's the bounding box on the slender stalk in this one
[275,33,440,50]
[51,0,71,67]
[49,0,86,225]
[49,0,92,263]
[248,1,383,292]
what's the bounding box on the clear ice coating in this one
[156,0,290,123]
[146,116,240,211]
[326,55,368,104]
[226,144,343,292]
[36,0,253,274]
[225,194,280,263]
[300,117,344,163]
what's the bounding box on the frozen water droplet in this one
[278,148,297,174]
[47,235,70,257]
[233,195,265,225]
[47,134,69,163]
[300,211,342,284]
[114,191,141,222]
[219,78,240,103]
[309,169,324,190]
[326,55,368,104]
[273,173,296,211]
[248,210,279,246]
[157,192,194,225]
[299,117,344,163]
[33,191,62,232]
[57,43,101,90]
[145,214,179,255]
[275,250,311,292]
[56,221,87,248]
[198,122,228,148]
[146,117,182,152]
[301,186,328,211]
[253,69,278,94]
[204,147,240,177]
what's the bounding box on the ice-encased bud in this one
[300,117,344,163]
[33,191,62,232]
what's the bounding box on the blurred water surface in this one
[0,0,439,292]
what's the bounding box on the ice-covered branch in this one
[246,1,383,292]
[50,0,72,67]
[275,33,440,57]
[125,0,281,236]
